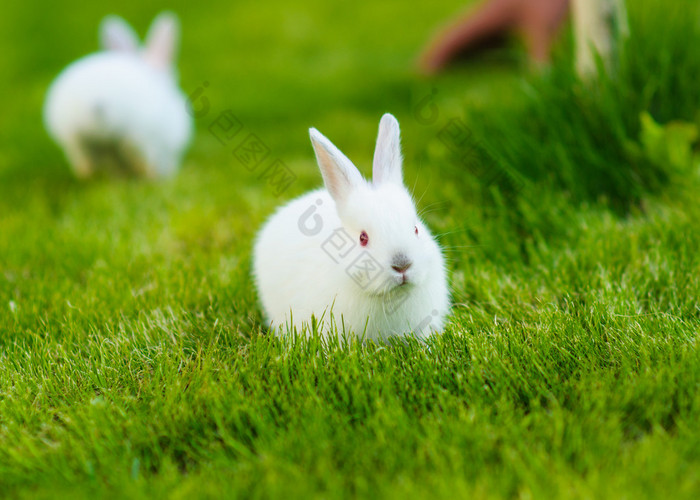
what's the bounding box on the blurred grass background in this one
[1,0,699,498]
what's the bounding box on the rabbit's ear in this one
[144,11,180,69]
[100,15,139,52]
[372,113,403,186]
[310,128,365,204]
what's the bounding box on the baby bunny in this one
[253,113,449,340]
[43,12,192,178]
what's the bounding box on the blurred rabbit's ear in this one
[372,113,403,186]
[144,11,180,69]
[100,15,139,52]
[310,128,365,205]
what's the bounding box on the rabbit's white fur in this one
[43,12,192,178]
[253,114,449,340]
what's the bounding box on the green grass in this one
[1,0,699,498]
[456,0,700,214]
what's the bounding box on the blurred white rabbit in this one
[44,12,192,178]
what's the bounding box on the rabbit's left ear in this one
[100,15,139,52]
[144,11,180,69]
[372,113,403,186]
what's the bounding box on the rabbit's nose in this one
[391,253,412,274]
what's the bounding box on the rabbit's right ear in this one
[309,128,365,204]
[100,15,139,52]
[144,11,180,70]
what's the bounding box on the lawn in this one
[0,0,699,498]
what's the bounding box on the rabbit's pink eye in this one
[359,231,369,246]
[414,226,419,235]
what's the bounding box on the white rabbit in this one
[253,113,449,340]
[43,12,192,178]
